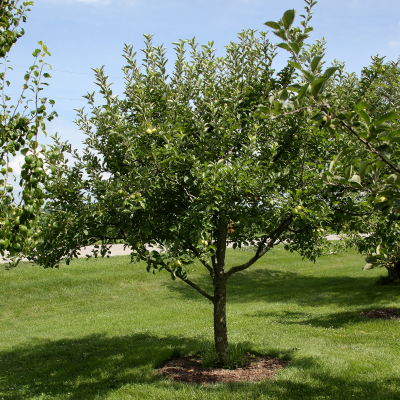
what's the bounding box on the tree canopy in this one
[30,0,378,364]
[0,0,56,267]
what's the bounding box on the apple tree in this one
[32,2,366,364]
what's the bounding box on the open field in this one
[1,246,400,399]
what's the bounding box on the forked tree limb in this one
[226,216,293,279]
[188,244,214,277]
[164,265,214,302]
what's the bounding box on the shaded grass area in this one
[1,246,400,399]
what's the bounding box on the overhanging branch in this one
[164,265,214,302]
[226,216,293,279]
[337,118,400,175]
[188,245,214,277]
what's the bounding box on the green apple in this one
[174,260,181,268]
[24,155,34,164]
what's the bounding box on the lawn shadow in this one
[254,366,400,400]
[2,334,399,399]
[164,268,399,308]
[248,309,375,329]
[0,332,201,400]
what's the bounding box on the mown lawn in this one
[1,246,399,399]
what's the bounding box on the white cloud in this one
[389,40,400,47]
[8,154,25,177]
[46,116,81,139]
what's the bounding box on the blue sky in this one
[5,0,400,174]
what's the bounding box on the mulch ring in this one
[360,308,400,320]
[157,354,287,384]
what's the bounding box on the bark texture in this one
[212,217,230,365]
[213,271,229,365]
[387,260,400,282]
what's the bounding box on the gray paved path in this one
[0,235,342,264]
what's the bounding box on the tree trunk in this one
[387,260,400,282]
[212,216,229,365]
[213,273,229,365]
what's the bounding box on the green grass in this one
[1,246,400,399]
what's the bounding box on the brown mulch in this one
[360,308,400,320]
[157,354,287,384]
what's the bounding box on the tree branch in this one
[177,274,214,302]
[164,264,214,302]
[226,216,293,279]
[188,244,214,277]
[149,146,196,201]
[338,118,400,175]
[330,205,373,217]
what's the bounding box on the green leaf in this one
[296,33,309,42]
[298,82,310,100]
[374,201,389,211]
[311,112,326,122]
[376,111,400,127]
[302,70,315,82]
[20,148,29,156]
[358,160,371,180]
[387,174,398,184]
[323,67,338,79]
[350,175,361,185]
[274,29,287,41]
[279,89,289,101]
[376,144,392,158]
[282,9,296,30]
[287,83,300,92]
[288,61,302,71]
[277,43,291,52]
[358,110,371,127]
[310,77,326,97]
[310,56,323,72]
[264,21,281,29]
[273,100,283,112]
[256,106,271,114]
[289,42,300,54]
[354,101,369,113]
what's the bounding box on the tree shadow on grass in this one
[254,365,400,400]
[164,268,400,309]
[199,354,400,400]
[1,334,399,400]
[248,309,376,329]
[0,333,201,400]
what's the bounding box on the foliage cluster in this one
[0,0,56,266]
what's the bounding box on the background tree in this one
[331,58,400,282]
[0,0,57,267]
[256,5,400,283]
[32,2,367,365]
